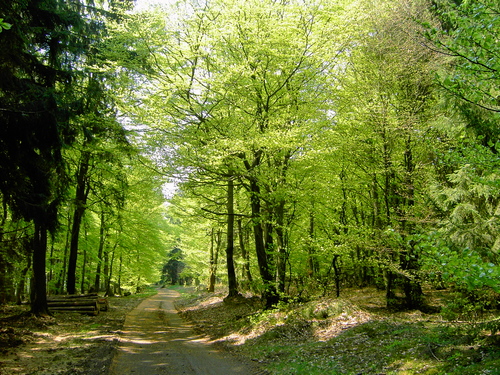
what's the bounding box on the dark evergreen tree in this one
[0,0,133,313]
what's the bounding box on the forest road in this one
[109,288,263,375]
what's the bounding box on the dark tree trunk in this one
[237,219,253,288]
[249,179,278,307]
[307,210,319,276]
[400,136,423,309]
[117,254,123,295]
[240,150,278,307]
[105,243,116,297]
[16,251,31,305]
[31,222,49,316]
[332,255,341,298]
[275,201,287,294]
[94,210,106,292]
[80,246,87,294]
[208,228,221,293]
[0,202,15,304]
[103,247,109,294]
[385,270,397,308]
[67,155,90,295]
[55,211,71,294]
[226,177,239,297]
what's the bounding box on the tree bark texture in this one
[225,177,239,297]
[248,179,278,307]
[208,228,221,293]
[67,154,90,295]
[237,219,253,288]
[31,222,49,316]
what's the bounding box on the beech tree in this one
[126,0,346,305]
[328,0,441,308]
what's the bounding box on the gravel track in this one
[109,288,263,375]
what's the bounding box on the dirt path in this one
[109,288,263,375]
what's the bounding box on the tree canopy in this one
[0,0,499,317]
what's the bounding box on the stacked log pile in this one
[47,293,108,315]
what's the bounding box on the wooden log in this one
[49,303,99,315]
[46,294,108,314]
[97,297,109,311]
[47,300,100,307]
[48,293,98,299]
[49,305,96,311]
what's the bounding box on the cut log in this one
[47,299,100,307]
[49,303,99,315]
[46,294,107,315]
[48,293,98,299]
[97,297,109,311]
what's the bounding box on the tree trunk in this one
[80,245,87,294]
[384,269,396,308]
[94,210,106,292]
[31,222,49,316]
[307,210,319,277]
[249,179,278,307]
[117,254,123,295]
[67,154,90,295]
[16,252,31,305]
[56,210,72,294]
[275,201,287,294]
[332,255,341,298]
[238,219,253,288]
[0,203,16,304]
[208,228,221,293]
[400,136,423,309]
[104,247,109,294]
[225,177,239,297]
[240,150,278,306]
[105,241,118,296]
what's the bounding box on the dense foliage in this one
[0,0,499,316]
[0,0,168,314]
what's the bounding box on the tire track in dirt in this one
[109,288,263,374]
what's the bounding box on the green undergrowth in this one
[133,285,159,299]
[244,318,500,374]
[177,290,500,375]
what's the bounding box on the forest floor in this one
[176,287,500,374]
[1,286,500,374]
[0,290,153,375]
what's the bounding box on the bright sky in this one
[134,0,174,12]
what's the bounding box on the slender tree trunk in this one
[117,254,123,295]
[80,246,87,294]
[0,202,15,303]
[16,251,31,305]
[332,255,341,298]
[105,243,117,296]
[400,135,423,309]
[275,201,287,294]
[240,150,278,306]
[94,210,106,292]
[104,247,109,294]
[56,210,72,294]
[67,155,90,294]
[208,228,221,293]
[31,222,49,316]
[48,240,54,291]
[385,269,396,307]
[249,179,278,307]
[238,219,253,288]
[371,174,382,229]
[307,210,319,276]
[225,177,239,297]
